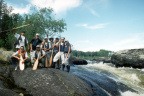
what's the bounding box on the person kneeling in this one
[33,45,46,68]
[11,46,30,70]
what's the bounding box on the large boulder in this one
[0,50,14,64]
[0,66,93,96]
[111,48,144,68]
[69,56,88,65]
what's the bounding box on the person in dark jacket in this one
[41,37,51,67]
[33,45,46,68]
[53,37,65,69]
[63,40,71,72]
[13,29,29,50]
[30,33,42,64]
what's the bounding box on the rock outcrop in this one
[111,48,144,68]
[0,66,93,96]
[0,50,14,64]
[69,56,88,65]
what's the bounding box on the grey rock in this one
[0,50,14,64]
[111,48,144,68]
[0,66,93,96]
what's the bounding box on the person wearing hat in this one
[41,37,51,67]
[32,45,46,68]
[49,37,54,51]
[30,33,42,51]
[53,37,60,69]
[30,33,42,64]
[63,40,71,72]
[52,37,65,69]
[13,29,29,50]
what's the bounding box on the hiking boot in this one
[66,65,70,72]
[62,65,65,71]
[15,66,18,70]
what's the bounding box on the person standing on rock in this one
[52,37,65,69]
[48,37,55,67]
[13,29,29,50]
[33,45,46,68]
[63,40,71,72]
[41,37,51,67]
[30,33,42,65]
[11,46,30,70]
[53,37,60,69]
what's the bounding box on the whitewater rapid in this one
[70,62,144,96]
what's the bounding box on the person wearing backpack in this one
[11,46,30,70]
[33,45,46,68]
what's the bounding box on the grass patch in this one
[69,89,75,95]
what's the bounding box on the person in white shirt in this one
[14,29,29,50]
[11,46,30,70]
[52,37,65,68]
[32,45,46,68]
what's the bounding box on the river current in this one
[70,61,144,96]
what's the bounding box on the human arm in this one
[66,45,71,58]
[22,52,28,63]
[39,51,46,60]
[30,39,34,51]
[12,51,21,60]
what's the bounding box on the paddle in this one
[44,40,49,68]
[19,55,25,71]
[33,58,39,70]
[49,49,53,67]
[0,24,30,33]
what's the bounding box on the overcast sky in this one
[5,0,144,52]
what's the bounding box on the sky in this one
[4,0,144,52]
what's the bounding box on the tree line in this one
[0,0,66,50]
[71,49,114,59]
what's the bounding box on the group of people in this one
[11,30,71,72]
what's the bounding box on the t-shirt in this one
[49,42,54,48]
[32,50,45,58]
[15,33,28,49]
[13,51,28,58]
[30,38,42,50]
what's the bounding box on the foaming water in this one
[121,91,144,96]
[72,62,144,96]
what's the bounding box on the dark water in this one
[70,62,144,96]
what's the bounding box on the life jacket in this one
[18,50,26,59]
[42,42,49,49]
[15,35,28,46]
[64,43,71,53]
[54,41,59,51]
[60,42,65,52]
[35,50,43,59]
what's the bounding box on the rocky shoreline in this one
[90,57,111,63]
[0,65,93,96]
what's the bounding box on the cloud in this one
[89,9,99,17]
[28,0,82,14]
[76,23,109,29]
[11,4,31,14]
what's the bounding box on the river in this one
[70,61,144,96]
